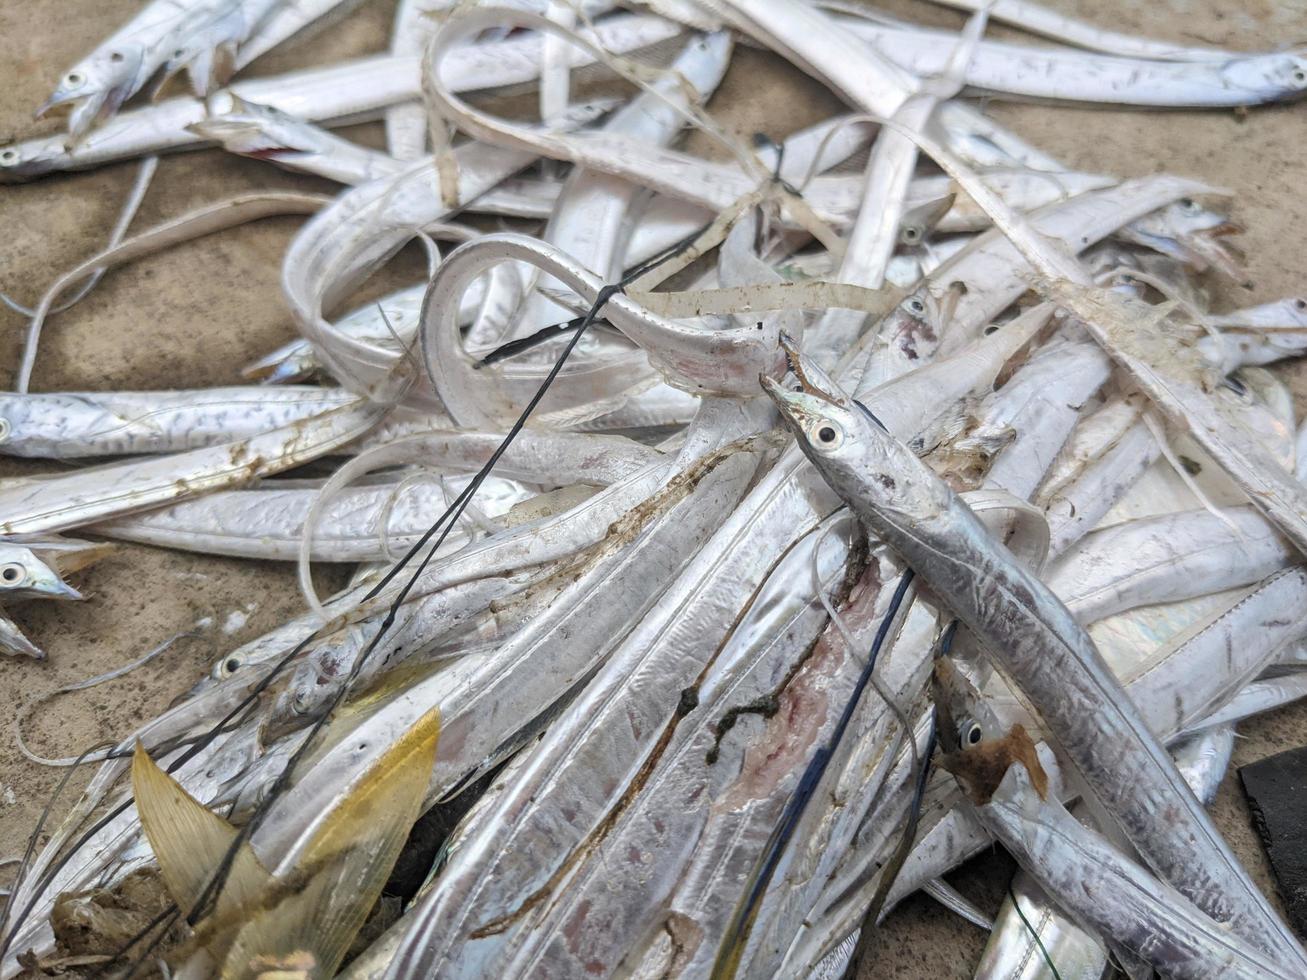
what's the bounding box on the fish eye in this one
[0,149,17,167]
[1178,197,1201,215]
[1294,68,1307,86]
[902,226,920,242]
[65,70,85,86]
[905,297,926,316]
[222,656,241,674]
[959,718,983,746]
[0,563,28,587]
[109,52,125,63]
[983,324,999,336]
[810,421,844,450]
[1296,298,1307,312]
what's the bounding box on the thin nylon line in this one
[7,225,705,966]
[94,224,709,978]
[182,232,704,930]
[115,905,181,980]
[711,568,916,979]
[1008,880,1065,980]
[0,741,113,944]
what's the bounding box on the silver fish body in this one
[764,348,1307,971]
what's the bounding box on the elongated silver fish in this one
[762,337,1307,972]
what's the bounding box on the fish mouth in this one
[34,85,86,120]
[1204,220,1244,240]
[761,334,849,432]
[774,332,846,407]
[50,579,85,601]
[41,85,129,143]
[1189,228,1246,279]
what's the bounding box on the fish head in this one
[39,44,146,139]
[898,193,955,247]
[0,137,70,182]
[0,545,82,601]
[762,333,864,459]
[763,334,951,521]
[1125,196,1244,278]
[863,283,966,376]
[932,652,1049,805]
[1134,196,1234,240]
[930,652,1004,755]
[188,94,317,161]
[1220,52,1307,104]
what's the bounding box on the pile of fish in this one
[5,0,1307,977]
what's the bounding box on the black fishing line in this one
[1008,880,1064,980]
[0,740,112,954]
[182,227,711,931]
[843,625,955,977]
[72,223,709,977]
[711,568,916,978]
[476,315,587,367]
[116,905,181,980]
[853,398,889,432]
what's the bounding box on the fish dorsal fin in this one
[131,742,272,920]
[220,706,441,979]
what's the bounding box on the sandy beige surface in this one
[2,1,1306,976]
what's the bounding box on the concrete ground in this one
[2,1,1306,976]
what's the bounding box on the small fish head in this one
[1147,196,1231,237]
[898,193,955,247]
[876,286,956,367]
[0,546,82,600]
[1215,367,1296,469]
[189,94,312,159]
[267,666,323,738]
[1220,52,1307,103]
[1283,296,1307,327]
[930,654,1002,755]
[764,336,952,522]
[932,654,1049,805]
[761,335,865,463]
[0,139,68,182]
[43,65,102,110]
[40,45,145,137]
[1128,197,1243,277]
